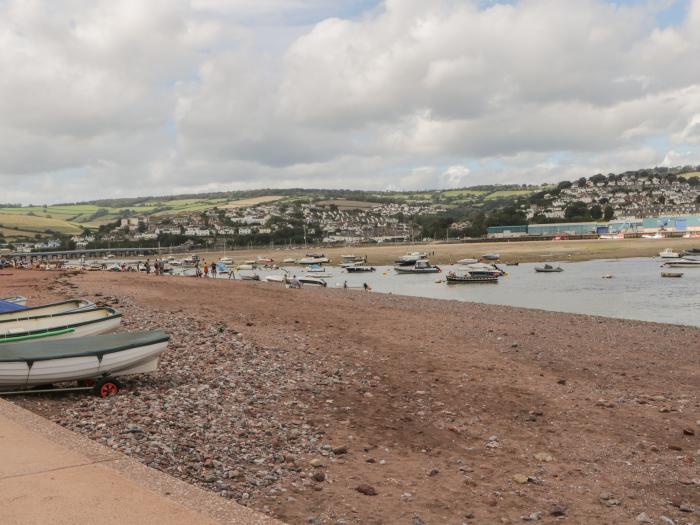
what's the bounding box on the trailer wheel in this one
[94,378,121,398]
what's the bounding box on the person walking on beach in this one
[145,259,151,275]
[343,280,348,290]
[154,260,160,276]
[211,263,217,279]
[195,261,201,277]
[203,263,209,278]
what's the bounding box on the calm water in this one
[245,258,700,327]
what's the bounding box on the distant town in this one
[2,165,699,254]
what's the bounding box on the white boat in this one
[219,256,234,264]
[599,233,624,240]
[1,296,27,306]
[395,252,428,266]
[642,233,665,239]
[482,253,500,261]
[0,331,169,391]
[236,264,255,271]
[664,258,700,268]
[394,260,441,274]
[341,255,366,264]
[446,270,498,284]
[306,264,326,273]
[264,275,287,283]
[659,248,681,258]
[682,232,700,239]
[461,263,505,277]
[298,255,330,264]
[0,308,122,343]
[0,300,95,322]
[296,276,327,287]
[456,258,479,265]
[282,258,296,264]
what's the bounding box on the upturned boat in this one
[0,307,122,343]
[0,330,169,393]
[0,300,95,322]
[394,260,441,274]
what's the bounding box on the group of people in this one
[143,259,167,275]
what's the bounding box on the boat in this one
[219,256,234,264]
[394,252,428,266]
[345,266,376,273]
[456,258,479,265]
[282,258,296,264]
[236,264,255,271]
[682,248,700,255]
[341,255,366,264]
[482,253,500,261]
[394,260,441,274]
[264,275,287,283]
[642,233,665,239]
[306,264,326,273]
[602,274,614,279]
[661,272,683,278]
[461,263,505,277]
[599,233,624,240]
[298,254,330,264]
[0,300,26,314]
[0,330,169,393]
[682,233,700,239]
[1,296,27,307]
[239,274,260,281]
[0,300,95,322]
[0,307,122,343]
[445,271,498,284]
[659,248,681,258]
[664,258,700,268]
[256,257,274,264]
[297,276,327,287]
[535,264,564,273]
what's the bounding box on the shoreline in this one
[6,271,700,524]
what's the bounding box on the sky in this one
[1,0,700,204]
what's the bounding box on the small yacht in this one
[446,270,498,283]
[394,259,441,274]
[461,263,505,277]
[395,252,428,266]
[658,248,681,258]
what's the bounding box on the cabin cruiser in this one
[456,258,479,265]
[446,270,498,283]
[394,252,428,266]
[535,264,564,273]
[658,248,681,258]
[219,256,234,264]
[460,263,505,277]
[394,259,441,274]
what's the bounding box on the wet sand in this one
[5,270,700,524]
[196,237,700,266]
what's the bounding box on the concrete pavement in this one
[0,399,280,525]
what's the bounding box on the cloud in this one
[0,0,699,203]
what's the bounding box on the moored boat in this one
[0,300,95,322]
[661,272,683,278]
[394,252,428,266]
[664,258,700,268]
[297,276,327,287]
[446,271,498,284]
[298,254,330,264]
[482,253,500,261]
[460,263,505,277]
[239,274,261,281]
[535,264,564,273]
[456,258,479,265]
[0,307,122,343]
[0,330,169,392]
[394,260,441,274]
[658,248,681,258]
[345,265,376,273]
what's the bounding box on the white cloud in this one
[1,0,699,203]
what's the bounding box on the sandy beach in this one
[4,269,699,524]
[194,237,700,266]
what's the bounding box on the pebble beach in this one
[5,269,700,524]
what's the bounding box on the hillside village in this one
[527,172,700,221]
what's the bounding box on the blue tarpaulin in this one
[0,300,25,313]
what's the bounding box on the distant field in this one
[316,199,380,209]
[0,213,82,234]
[221,196,284,209]
[441,189,488,197]
[484,190,534,200]
[684,172,700,179]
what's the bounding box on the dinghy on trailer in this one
[0,307,122,343]
[0,330,170,396]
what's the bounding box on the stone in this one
[636,512,653,523]
[512,474,529,484]
[659,517,675,525]
[355,484,377,496]
[682,427,695,436]
[549,504,567,517]
[533,452,553,462]
[312,472,326,482]
[521,511,542,521]
[309,458,323,467]
[332,446,348,455]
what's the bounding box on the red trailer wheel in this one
[93,378,120,398]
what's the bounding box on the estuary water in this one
[246,257,700,327]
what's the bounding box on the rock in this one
[312,471,326,482]
[332,446,348,455]
[428,468,440,476]
[557,379,566,385]
[309,458,323,467]
[512,474,529,484]
[533,452,553,462]
[521,511,542,521]
[355,484,377,496]
[636,512,653,523]
[412,516,425,525]
[668,444,683,451]
[549,504,567,517]
[679,503,693,512]
[660,517,675,525]
[682,427,695,436]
